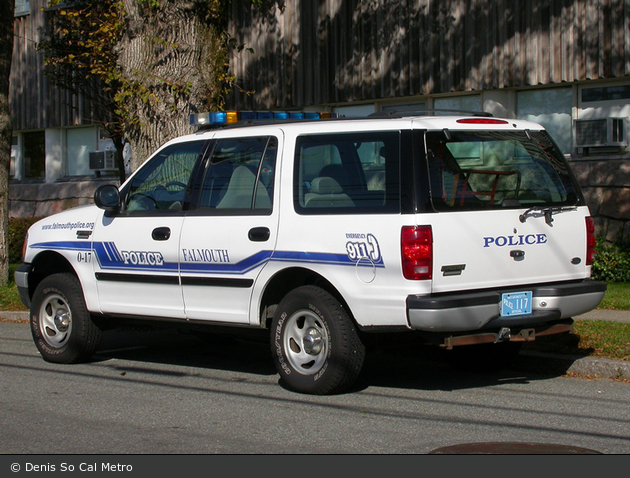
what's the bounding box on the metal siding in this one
[10,0,104,131]
[228,0,630,110]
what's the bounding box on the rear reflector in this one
[401,226,433,280]
[586,217,596,266]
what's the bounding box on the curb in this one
[2,310,628,381]
[0,311,29,323]
[518,351,630,380]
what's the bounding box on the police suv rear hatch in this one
[421,120,594,299]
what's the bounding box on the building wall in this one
[228,0,630,109]
[9,178,118,218]
[11,0,101,130]
[572,160,630,243]
[9,0,118,217]
[227,0,630,243]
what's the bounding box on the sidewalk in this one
[575,308,630,324]
[2,309,629,380]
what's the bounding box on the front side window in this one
[294,132,400,214]
[426,130,581,211]
[125,141,207,212]
[197,136,277,213]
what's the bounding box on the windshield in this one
[425,130,581,211]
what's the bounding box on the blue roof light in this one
[189,110,337,127]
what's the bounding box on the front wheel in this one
[30,273,102,364]
[271,286,365,395]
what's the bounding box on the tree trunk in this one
[0,1,15,286]
[117,0,228,171]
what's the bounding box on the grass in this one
[0,284,26,311]
[572,319,630,360]
[531,282,630,362]
[0,265,27,312]
[525,319,630,362]
[1,269,628,361]
[597,282,630,310]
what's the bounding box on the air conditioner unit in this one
[89,150,117,171]
[575,118,627,148]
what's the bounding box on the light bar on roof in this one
[189,110,336,127]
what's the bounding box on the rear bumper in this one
[407,279,607,333]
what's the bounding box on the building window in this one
[14,0,30,16]
[334,104,376,118]
[10,136,18,178]
[517,88,573,155]
[382,102,426,113]
[66,127,97,176]
[434,95,482,114]
[582,85,630,103]
[23,131,45,179]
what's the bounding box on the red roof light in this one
[456,118,509,125]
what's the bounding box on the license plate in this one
[501,291,532,317]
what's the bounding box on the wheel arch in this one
[258,267,354,328]
[27,251,77,302]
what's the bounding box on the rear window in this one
[425,130,581,211]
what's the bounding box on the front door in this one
[92,140,209,319]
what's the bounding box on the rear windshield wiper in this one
[519,206,577,225]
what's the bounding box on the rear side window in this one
[196,136,277,213]
[294,132,400,214]
[425,130,581,211]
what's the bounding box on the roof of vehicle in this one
[165,110,547,148]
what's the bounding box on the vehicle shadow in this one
[94,325,577,394]
[354,337,575,393]
[94,324,277,377]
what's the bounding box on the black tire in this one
[445,342,522,372]
[30,273,102,364]
[270,285,365,395]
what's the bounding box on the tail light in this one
[585,217,596,266]
[401,226,433,280]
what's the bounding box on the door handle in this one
[152,227,171,241]
[248,227,270,242]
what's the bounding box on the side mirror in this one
[94,184,121,211]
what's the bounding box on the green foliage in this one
[591,238,630,283]
[8,217,42,264]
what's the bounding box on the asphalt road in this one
[1,321,629,455]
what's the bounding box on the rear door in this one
[179,133,281,324]
[423,127,591,294]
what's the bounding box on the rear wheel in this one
[271,286,365,395]
[30,273,102,364]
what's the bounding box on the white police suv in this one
[15,110,607,394]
